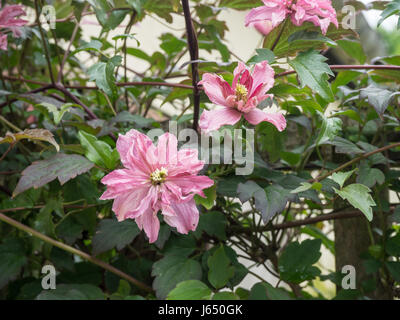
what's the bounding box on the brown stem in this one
[0,143,14,162]
[181,0,200,132]
[0,213,154,294]
[0,84,53,109]
[276,65,400,78]
[311,142,400,183]
[34,0,55,84]
[53,84,97,120]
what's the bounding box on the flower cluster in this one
[102,1,338,243]
[245,0,338,36]
[100,130,214,243]
[199,61,286,134]
[0,5,27,50]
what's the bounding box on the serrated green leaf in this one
[289,50,334,101]
[13,154,94,197]
[331,169,356,188]
[334,184,376,221]
[167,280,212,300]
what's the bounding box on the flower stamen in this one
[150,167,168,185]
[235,84,248,103]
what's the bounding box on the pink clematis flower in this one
[100,129,214,243]
[291,0,338,35]
[245,0,291,36]
[245,0,338,36]
[199,61,286,134]
[0,4,27,51]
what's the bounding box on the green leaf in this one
[378,0,400,28]
[289,50,334,101]
[300,226,335,254]
[34,198,62,237]
[87,56,121,98]
[207,245,235,289]
[212,292,239,300]
[356,161,385,188]
[237,181,293,223]
[0,129,60,152]
[278,239,322,284]
[78,130,119,169]
[249,282,291,300]
[290,182,313,194]
[334,184,376,221]
[193,211,227,240]
[13,153,94,197]
[359,85,400,118]
[218,0,260,10]
[92,219,140,255]
[152,254,202,299]
[35,102,83,125]
[89,0,129,30]
[0,239,27,289]
[36,284,105,300]
[386,233,400,256]
[316,115,342,146]
[330,136,364,155]
[160,33,186,56]
[386,262,400,282]
[331,169,356,188]
[248,48,275,64]
[288,30,337,46]
[72,40,103,55]
[194,184,216,210]
[337,39,366,64]
[263,22,355,57]
[167,280,212,300]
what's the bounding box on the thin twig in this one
[0,213,154,294]
[311,142,400,183]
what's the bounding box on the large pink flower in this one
[100,130,214,243]
[199,61,286,134]
[291,0,338,35]
[0,5,27,51]
[245,0,338,36]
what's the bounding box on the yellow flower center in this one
[235,84,248,102]
[150,167,168,185]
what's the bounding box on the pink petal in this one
[136,210,160,243]
[156,132,178,167]
[244,108,286,131]
[254,21,275,35]
[199,107,242,134]
[163,198,199,234]
[0,5,27,29]
[232,62,247,89]
[110,187,150,221]
[250,61,275,97]
[245,4,287,35]
[167,175,214,197]
[199,73,234,107]
[116,129,152,170]
[99,169,149,199]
